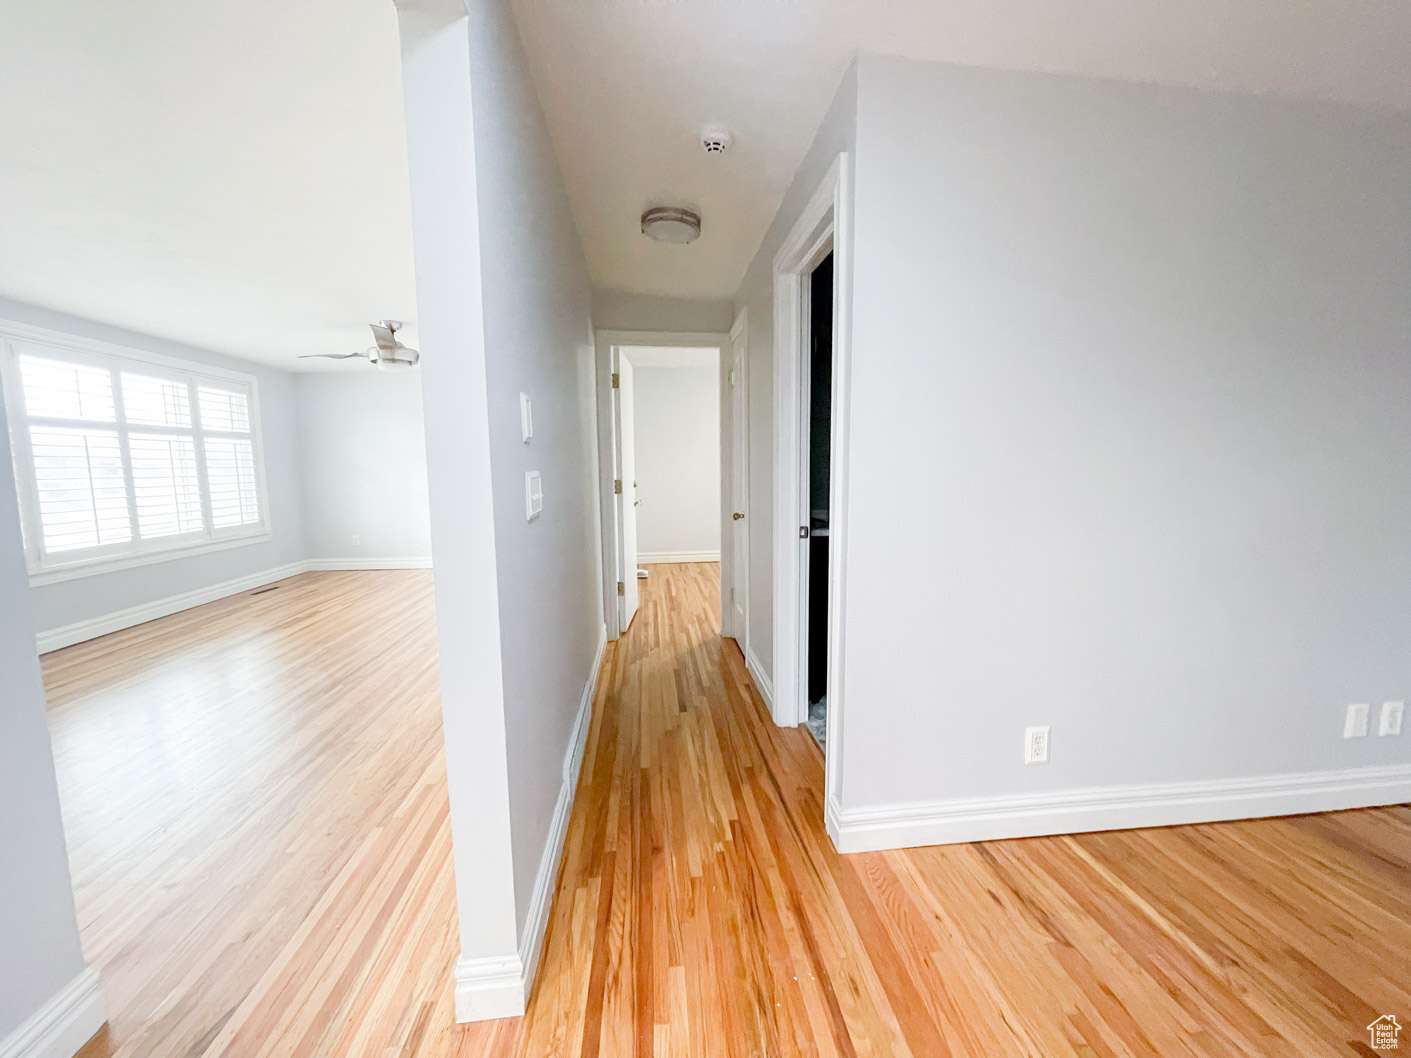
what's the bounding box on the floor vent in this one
[249,585,281,596]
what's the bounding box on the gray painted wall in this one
[732,63,857,677]
[839,56,1411,811]
[0,298,307,635]
[592,289,734,334]
[296,371,430,561]
[631,361,720,558]
[466,0,604,937]
[0,384,90,1042]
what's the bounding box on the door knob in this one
[732,512,745,520]
[634,500,642,507]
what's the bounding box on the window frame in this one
[0,321,272,585]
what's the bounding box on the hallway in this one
[50,563,1411,1057]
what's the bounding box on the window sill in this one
[28,531,273,586]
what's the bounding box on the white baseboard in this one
[743,645,774,709]
[35,558,436,653]
[453,623,608,1023]
[35,561,308,654]
[832,763,1411,853]
[637,550,720,564]
[0,966,105,1058]
[305,557,432,571]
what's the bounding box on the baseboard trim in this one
[637,550,720,564]
[35,558,436,653]
[0,966,105,1058]
[743,645,774,710]
[35,561,308,654]
[832,763,1411,853]
[452,953,525,1022]
[305,557,433,571]
[452,623,608,1023]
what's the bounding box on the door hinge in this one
[614,479,622,495]
[617,580,625,596]
[729,586,735,603]
[611,372,620,389]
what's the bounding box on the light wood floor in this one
[48,564,1410,1057]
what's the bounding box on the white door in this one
[618,354,640,632]
[728,328,748,637]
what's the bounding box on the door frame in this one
[593,329,730,640]
[771,153,853,806]
[724,309,749,644]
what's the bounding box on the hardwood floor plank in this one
[49,562,1410,1058]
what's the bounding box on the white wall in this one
[629,355,720,562]
[0,383,104,1050]
[296,371,431,562]
[396,0,603,1020]
[733,64,857,677]
[833,56,1411,847]
[0,298,308,638]
[592,289,734,333]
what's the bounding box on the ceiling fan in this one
[300,320,419,372]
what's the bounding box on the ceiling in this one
[0,0,415,371]
[1,2,1405,373]
[512,0,1411,302]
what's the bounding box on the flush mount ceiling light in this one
[641,206,701,245]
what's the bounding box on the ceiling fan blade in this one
[298,352,368,360]
[369,323,398,352]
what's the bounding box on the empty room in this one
[1,2,1408,1058]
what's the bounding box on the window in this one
[2,328,269,581]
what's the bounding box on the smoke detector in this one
[700,123,733,155]
[641,206,701,244]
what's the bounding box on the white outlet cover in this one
[1024,726,1050,765]
[519,392,533,443]
[1344,703,1370,739]
[1380,701,1404,737]
[524,470,542,521]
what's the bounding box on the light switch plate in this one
[1344,703,1370,738]
[524,470,542,521]
[519,392,533,443]
[1380,701,1404,737]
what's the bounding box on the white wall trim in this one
[305,557,433,571]
[832,763,1411,853]
[34,558,438,652]
[452,953,525,1023]
[0,966,105,1058]
[452,623,607,1022]
[35,561,308,653]
[744,644,774,710]
[637,550,720,564]
[772,153,853,740]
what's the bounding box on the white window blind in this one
[3,332,268,579]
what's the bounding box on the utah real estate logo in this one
[1369,1015,1401,1050]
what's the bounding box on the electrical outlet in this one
[1024,726,1050,765]
[352,534,361,547]
[1344,703,1370,739]
[1380,701,1404,737]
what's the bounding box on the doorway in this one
[595,331,732,640]
[805,254,833,750]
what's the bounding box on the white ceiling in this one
[1,1,1405,373]
[0,0,415,371]
[512,0,1411,302]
